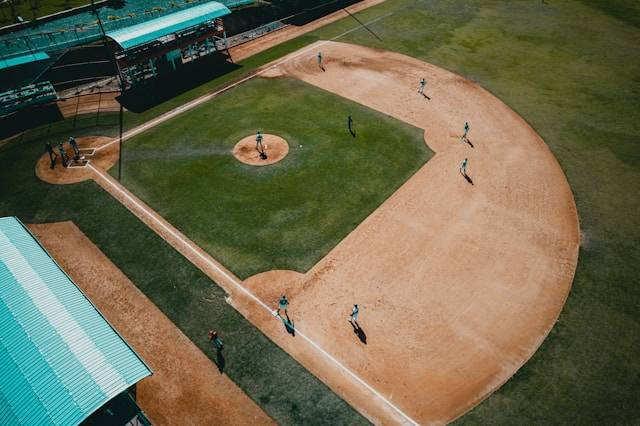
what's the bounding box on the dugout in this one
[105,2,232,90]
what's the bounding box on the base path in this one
[28,222,273,426]
[251,41,580,423]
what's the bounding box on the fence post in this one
[96,91,102,124]
[73,95,80,128]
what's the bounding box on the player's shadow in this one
[320,65,326,72]
[464,138,474,148]
[460,170,474,185]
[283,314,296,337]
[349,128,356,137]
[349,321,367,344]
[214,348,225,373]
[421,93,431,100]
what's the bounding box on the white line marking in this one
[88,163,419,425]
[96,10,396,152]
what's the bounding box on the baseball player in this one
[348,114,354,135]
[461,122,470,142]
[460,157,469,176]
[68,136,81,161]
[208,330,224,350]
[277,295,289,317]
[317,51,323,69]
[58,142,68,168]
[45,142,57,169]
[349,304,359,322]
[418,78,426,95]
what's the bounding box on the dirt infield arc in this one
[248,41,580,423]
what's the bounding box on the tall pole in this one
[118,103,123,181]
[91,0,106,39]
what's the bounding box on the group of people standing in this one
[45,136,81,169]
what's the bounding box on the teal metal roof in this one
[106,1,231,50]
[0,217,152,426]
[0,52,49,71]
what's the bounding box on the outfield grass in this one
[116,77,430,278]
[2,0,639,423]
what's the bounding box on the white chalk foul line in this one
[96,10,396,153]
[89,163,418,425]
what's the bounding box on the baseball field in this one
[2,0,639,424]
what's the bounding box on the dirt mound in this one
[233,134,289,166]
[36,136,116,185]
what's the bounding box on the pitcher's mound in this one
[233,134,289,166]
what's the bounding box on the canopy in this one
[106,1,231,50]
[0,217,152,425]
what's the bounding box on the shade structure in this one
[106,1,231,50]
[0,217,152,426]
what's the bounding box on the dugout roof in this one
[0,216,152,425]
[106,1,231,50]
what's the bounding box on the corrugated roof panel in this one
[0,217,152,426]
[106,1,231,50]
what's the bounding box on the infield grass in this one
[115,77,431,279]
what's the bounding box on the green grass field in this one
[116,77,430,278]
[1,0,639,423]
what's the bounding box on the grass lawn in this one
[116,77,431,279]
[1,0,639,423]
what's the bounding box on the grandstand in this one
[0,0,244,126]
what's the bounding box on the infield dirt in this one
[244,41,580,423]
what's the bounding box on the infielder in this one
[277,295,289,316]
[349,304,359,322]
[418,78,426,95]
[460,157,469,176]
[317,51,323,69]
[462,122,470,141]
